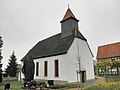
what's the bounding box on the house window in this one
[44,61,48,77]
[54,60,59,77]
[36,62,39,76]
[119,57,120,60]
[111,57,115,60]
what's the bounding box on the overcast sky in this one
[0,0,120,69]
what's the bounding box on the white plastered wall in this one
[66,38,95,82]
[34,37,94,82]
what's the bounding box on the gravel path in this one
[67,76,106,90]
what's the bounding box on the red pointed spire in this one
[61,8,78,22]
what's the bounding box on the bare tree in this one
[76,42,82,90]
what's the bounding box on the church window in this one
[54,60,59,77]
[44,61,48,77]
[36,62,39,76]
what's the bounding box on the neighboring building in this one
[21,8,94,83]
[97,42,120,61]
[96,42,120,75]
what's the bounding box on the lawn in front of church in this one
[1,75,120,90]
[0,79,23,90]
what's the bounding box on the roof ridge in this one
[98,42,120,47]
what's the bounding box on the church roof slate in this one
[21,31,88,61]
[21,8,93,61]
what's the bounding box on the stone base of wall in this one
[35,79,68,85]
[54,80,68,85]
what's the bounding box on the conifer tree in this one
[6,51,18,77]
[0,36,3,82]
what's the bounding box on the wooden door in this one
[81,71,86,83]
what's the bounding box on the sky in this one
[0,0,120,70]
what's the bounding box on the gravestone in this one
[4,83,10,90]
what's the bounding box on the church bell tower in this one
[60,8,79,38]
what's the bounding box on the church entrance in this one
[81,70,86,83]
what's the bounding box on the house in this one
[21,8,94,84]
[97,42,120,61]
[96,42,120,74]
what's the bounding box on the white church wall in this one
[34,37,94,82]
[67,38,94,82]
[34,54,69,82]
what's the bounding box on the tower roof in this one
[61,8,78,22]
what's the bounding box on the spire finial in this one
[61,6,79,22]
[68,4,69,8]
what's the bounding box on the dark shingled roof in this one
[21,31,89,61]
[21,8,94,61]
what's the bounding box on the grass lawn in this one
[0,79,23,90]
[0,80,80,90]
[85,82,120,90]
[85,75,120,90]
[1,75,120,90]
[106,75,120,82]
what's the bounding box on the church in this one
[21,8,94,84]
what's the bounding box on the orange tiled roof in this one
[62,8,77,21]
[97,42,120,59]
